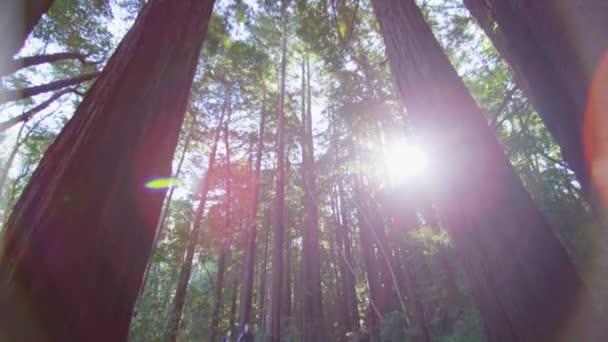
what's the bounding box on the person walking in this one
[236,323,254,342]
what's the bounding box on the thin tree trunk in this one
[0,72,99,105]
[338,183,360,331]
[0,1,215,340]
[165,104,226,342]
[258,208,271,328]
[239,91,267,328]
[211,110,234,342]
[283,222,292,318]
[210,247,229,342]
[229,276,238,336]
[268,5,288,341]
[371,0,603,340]
[1,52,93,77]
[136,123,194,300]
[354,179,382,341]
[300,56,324,342]
[0,0,55,72]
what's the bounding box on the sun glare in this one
[384,141,429,185]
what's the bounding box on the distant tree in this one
[268,3,289,341]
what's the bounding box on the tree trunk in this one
[239,91,267,329]
[165,105,226,342]
[337,184,360,332]
[463,0,599,211]
[211,112,234,342]
[354,179,382,341]
[258,208,271,328]
[330,114,360,334]
[371,0,603,340]
[0,1,215,340]
[210,246,229,342]
[268,6,288,341]
[300,56,324,342]
[0,0,54,73]
[283,222,292,319]
[229,276,238,336]
[0,72,99,105]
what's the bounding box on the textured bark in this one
[371,0,603,341]
[0,88,79,133]
[165,106,226,342]
[463,0,599,210]
[267,7,288,342]
[0,0,54,72]
[0,1,215,341]
[1,52,93,76]
[239,92,266,328]
[300,56,324,342]
[0,72,99,105]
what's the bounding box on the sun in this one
[384,141,429,185]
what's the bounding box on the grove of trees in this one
[0,0,607,341]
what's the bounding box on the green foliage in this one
[2,1,604,342]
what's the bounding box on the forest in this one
[0,0,607,341]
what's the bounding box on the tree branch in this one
[0,72,99,105]
[0,87,81,132]
[1,52,96,76]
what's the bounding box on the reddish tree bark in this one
[0,1,215,340]
[463,0,600,211]
[371,0,603,340]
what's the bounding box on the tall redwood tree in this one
[371,0,603,340]
[0,1,216,340]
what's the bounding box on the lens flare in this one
[144,177,181,189]
[384,141,429,185]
